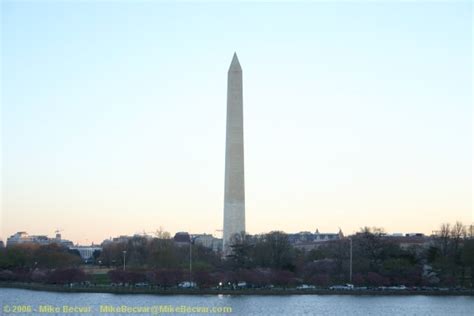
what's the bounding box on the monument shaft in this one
[223,53,245,252]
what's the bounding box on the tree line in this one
[0,222,472,288]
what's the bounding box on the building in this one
[101,235,134,245]
[289,229,345,251]
[69,246,102,262]
[101,233,155,247]
[288,229,344,245]
[111,235,132,243]
[288,231,314,244]
[384,235,431,250]
[7,232,34,246]
[173,232,191,246]
[223,53,246,253]
[314,229,344,243]
[193,234,223,252]
[6,231,73,247]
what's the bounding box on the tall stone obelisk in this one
[223,53,245,253]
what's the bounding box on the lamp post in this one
[122,250,127,271]
[349,238,353,283]
[189,237,193,284]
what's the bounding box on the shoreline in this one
[1,282,473,296]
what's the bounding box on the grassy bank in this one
[1,282,473,296]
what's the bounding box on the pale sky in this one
[1,1,472,245]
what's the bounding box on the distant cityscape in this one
[3,224,473,263]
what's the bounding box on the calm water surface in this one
[1,289,473,315]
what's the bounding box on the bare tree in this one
[154,227,171,239]
[438,223,451,256]
[451,222,466,253]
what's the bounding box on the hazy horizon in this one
[1,1,472,245]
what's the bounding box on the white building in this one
[193,234,222,252]
[69,246,102,262]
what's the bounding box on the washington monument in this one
[223,53,245,253]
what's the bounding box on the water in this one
[0,289,473,315]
